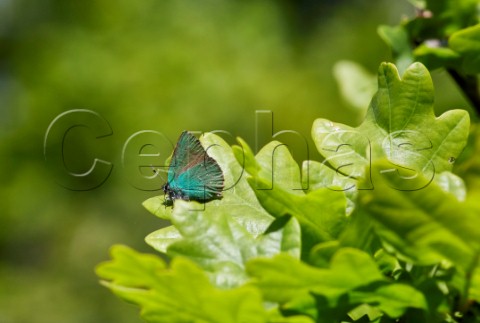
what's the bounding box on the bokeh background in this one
[0,1,473,322]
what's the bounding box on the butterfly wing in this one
[167,131,204,183]
[167,131,224,201]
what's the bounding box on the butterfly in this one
[162,131,224,206]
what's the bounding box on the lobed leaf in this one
[247,248,427,320]
[236,139,348,259]
[359,160,480,265]
[147,198,301,288]
[359,160,480,301]
[312,62,469,194]
[96,245,267,323]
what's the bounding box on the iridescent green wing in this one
[167,131,204,183]
[168,131,224,201]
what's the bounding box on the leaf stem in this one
[447,69,480,117]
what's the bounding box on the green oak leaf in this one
[301,160,357,215]
[143,195,172,220]
[312,62,469,194]
[359,160,480,301]
[148,199,300,288]
[144,133,301,288]
[412,23,480,74]
[359,159,480,265]
[247,248,427,321]
[413,44,461,71]
[96,245,267,323]
[145,225,182,254]
[450,24,480,74]
[234,139,304,193]
[348,304,383,322]
[234,139,348,259]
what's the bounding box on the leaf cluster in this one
[94,2,480,321]
[379,0,480,114]
[96,60,480,322]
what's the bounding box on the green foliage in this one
[312,62,469,195]
[379,0,479,71]
[450,24,480,72]
[96,3,480,322]
[3,1,375,321]
[97,59,480,322]
[378,0,480,114]
[233,139,348,259]
[142,134,301,288]
[96,245,267,323]
[247,249,427,322]
[359,160,480,306]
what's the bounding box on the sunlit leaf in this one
[313,62,469,193]
[166,200,301,288]
[235,139,348,258]
[247,248,427,320]
[359,160,480,267]
[96,245,267,323]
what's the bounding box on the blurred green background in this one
[0,0,473,322]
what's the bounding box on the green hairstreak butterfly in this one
[162,131,224,206]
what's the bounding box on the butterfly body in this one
[162,131,224,206]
